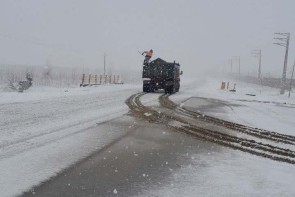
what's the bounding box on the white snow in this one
[144,112,152,117]
[172,78,295,136]
[0,84,141,197]
[1,78,295,197]
[139,77,295,197]
[139,148,295,197]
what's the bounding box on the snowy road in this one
[23,90,295,197]
[1,79,295,196]
[23,115,212,197]
[0,85,137,159]
[0,84,143,197]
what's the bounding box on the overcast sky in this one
[1,0,295,77]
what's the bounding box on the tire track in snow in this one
[126,93,295,165]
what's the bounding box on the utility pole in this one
[274,32,290,94]
[252,50,262,80]
[230,58,233,73]
[289,60,295,98]
[238,56,241,76]
[233,56,241,76]
[103,53,107,76]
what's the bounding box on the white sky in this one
[1,0,295,77]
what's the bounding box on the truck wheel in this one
[175,82,180,92]
[171,85,176,94]
[143,85,149,92]
[164,87,169,94]
[167,85,174,94]
[150,85,154,92]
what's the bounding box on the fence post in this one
[95,75,97,84]
[89,74,91,85]
[105,75,107,84]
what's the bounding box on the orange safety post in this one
[220,82,225,90]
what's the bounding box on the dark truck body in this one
[142,58,181,94]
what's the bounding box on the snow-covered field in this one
[0,78,294,197]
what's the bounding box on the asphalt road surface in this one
[24,115,219,197]
[22,92,295,196]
